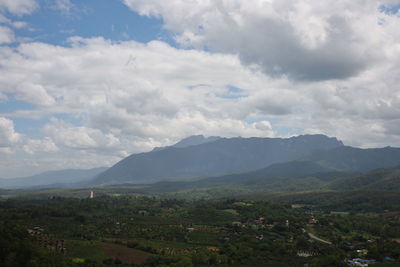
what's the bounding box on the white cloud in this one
[53,0,73,14]
[43,118,121,150]
[0,37,287,138]
[22,137,58,154]
[0,117,20,147]
[0,0,34,47]
[15,83,56,107]
[0,116,57,156]
[11,21,27,29]
[0,25,14,44]
[123,0,397,81]
[0,0,37,16]
[0,13,28,40]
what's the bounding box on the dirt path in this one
[302,228,332,245]
[307,232,332,245]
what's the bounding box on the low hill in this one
[328,166,400,191]
[264,190,400,212]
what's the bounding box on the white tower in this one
[90,191,94,199]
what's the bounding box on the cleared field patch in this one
[98,242,153,264]
[65,240,105,262]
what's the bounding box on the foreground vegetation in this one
[1,191,400,266]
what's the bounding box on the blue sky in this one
[1,0,400,177]
[14,0,171,46]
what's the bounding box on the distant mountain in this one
[0,167,108,189]
[152,135,221,151]
[92,134,343,185]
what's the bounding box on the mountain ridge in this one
[92,134,343,185]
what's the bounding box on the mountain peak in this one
[152,135,221,151]
[173,135,221,148]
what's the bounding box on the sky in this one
[0,0,400,178]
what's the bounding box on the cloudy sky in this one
[0,0,400,177]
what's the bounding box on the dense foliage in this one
[0,194,399,266]
[0,221,72,267]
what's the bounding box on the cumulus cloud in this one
[0,0,36,47]
[123,0,397,81]
[0,37,285,176]
[43,118,121,150]
[2,35,400,150]
[0,37,285,141]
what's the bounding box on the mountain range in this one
[93,134,343,185]
[1,134,400,192]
